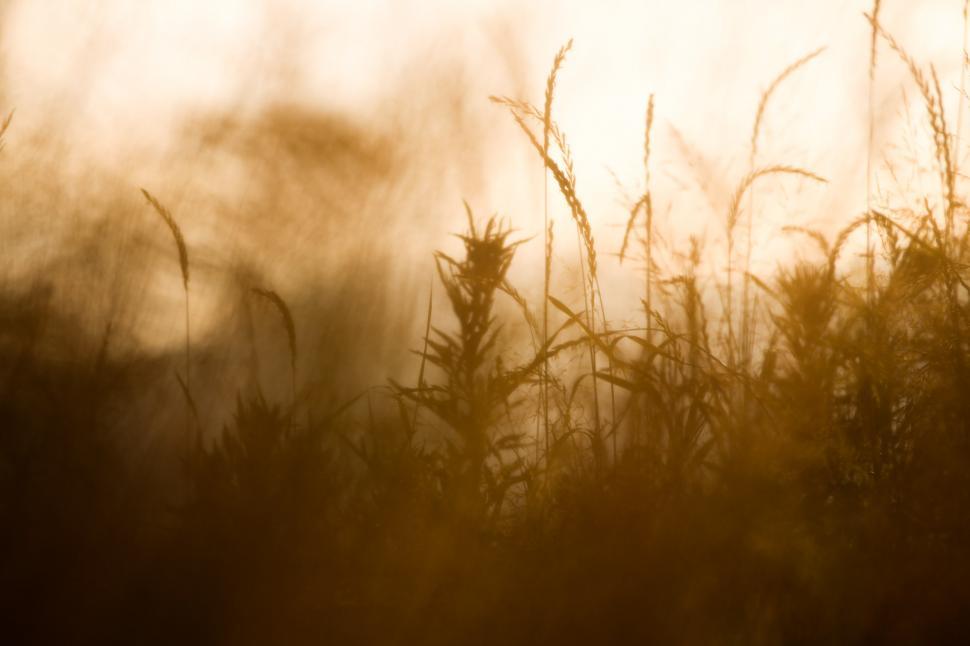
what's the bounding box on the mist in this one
[3,1,970,644]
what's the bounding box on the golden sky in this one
[1,0,964,347]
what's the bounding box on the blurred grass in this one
[5,9,970,646]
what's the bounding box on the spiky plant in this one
[392,208,535,521]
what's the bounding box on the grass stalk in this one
[866,1,882,305]
[744,47,825,367]
[541,39,571,464]
[142,188,191,438]
[957,1,969,180]
[251,287,298,410]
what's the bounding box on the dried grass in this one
[252,287,298,403]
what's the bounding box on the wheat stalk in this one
[930,67,957,241]
[866,1,882,308]
[867,16,957,248]
[750,48,826,163]
[495,106,599,285]
[141,188,192,410]
[742,48,824,367]
[252,287,298,407]
[619,95,655,265]
[725,166,826,361]
[868,0,883,81]
[491,40,612,458]
[142,189,189,290]
[544,39,573,160]
[727,166,827,235]
[542,38,571,466]
[957,0,969,181]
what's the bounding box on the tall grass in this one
[867,0,883,304]
[540,39,571,467]
[8,8,970,645]
[390,210,539,520]
[141,188,192,439]
[251,287,297,408]
[492,39,622,465]
[141,189,189,372]
[743,47,825,367]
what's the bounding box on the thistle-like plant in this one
[392,208,537,520]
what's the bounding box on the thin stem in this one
[957,1,969,181]
[184,286,193,445]
[866,2,881,307]
[576,231,602,459]
[413,273,434,432]
[542,139,551,465]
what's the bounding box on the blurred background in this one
[0,0,962,438]
[6,3,970,644]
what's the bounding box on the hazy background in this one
[0,0,963,396]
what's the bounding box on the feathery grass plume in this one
[867,16,958,245]
[781,226,831,257]
[619,94,657,454]
[865,2,882,308]
[620,94,655,265]
[727,166,827,234]
[0,110,12,153]
[491,95,607,444]
[742,48,824,365]
[725,166,827,362]
[930,66,957,239]
[868,0,882,81]
[873,207,970,300]
[750,47,826,163]
[642,95,656,351]
[489,101,598,291]
[141,189,189,290]
[957,0,969,179]
[618,94,669,447]
[667,123,727,215]
[493,35,575,463]
[542,38,571,466]
[864,20,942,162]
[503,103,602,316]
[543,39,573,160]
[252,287,298,406]
[866,20,945,168]
[141,188,192,405]
[543,40,616,457]
[827,213,871,277]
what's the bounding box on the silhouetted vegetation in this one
[6,7,970,645]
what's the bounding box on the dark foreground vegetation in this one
[5,7,970,645]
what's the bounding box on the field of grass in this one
[4,3,970,644]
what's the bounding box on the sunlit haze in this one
[4,3,970,644]
[1,0,961,349]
